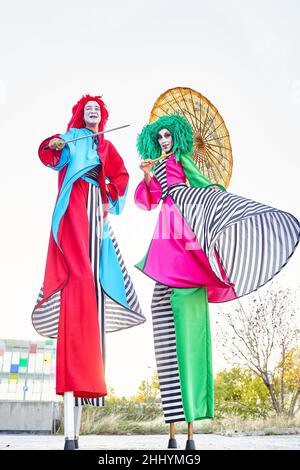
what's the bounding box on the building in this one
[0,338,61,402]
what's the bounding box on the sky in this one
[0,0,299,396]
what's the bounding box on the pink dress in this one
[135,154,300,303]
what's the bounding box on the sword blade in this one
[43,124,130,150]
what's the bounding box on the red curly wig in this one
[67,94,109,132]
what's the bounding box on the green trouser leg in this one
[170,287,214,422]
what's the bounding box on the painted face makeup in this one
[84,100,101,126]
[158,128,173,153]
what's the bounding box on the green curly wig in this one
[136,114,194,162]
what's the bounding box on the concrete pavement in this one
[0,433,299,450]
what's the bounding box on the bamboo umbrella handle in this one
[140,152,173,167]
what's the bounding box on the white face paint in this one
[157,128,173,153]
[84,100,101,127]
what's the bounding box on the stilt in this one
[64,392,76,450]
[168,422,177,449]
[185,422,196,450]
[74,403,82,450]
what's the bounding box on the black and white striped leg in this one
[151,283,186,423]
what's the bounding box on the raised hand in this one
[48,138,66,151]
[140,159,155,176]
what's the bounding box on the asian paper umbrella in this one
[149,87,233,188]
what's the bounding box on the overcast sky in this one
[0,0,299,395]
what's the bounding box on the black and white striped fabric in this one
[75,396,104,406]
[167,184,300,298]
[88,184,106,358]
[32,288,60,338]
[151,283,185,423]
[153,159,168,198]
[105,222,144,332]
[77,187,145,407]
[151,157,300,300]
[84,164,101,182]
[78,184,105,407]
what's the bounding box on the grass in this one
[192,414,300,436]
[56,401,300,436]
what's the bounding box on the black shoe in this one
[185,439,196,450]
[64,439,76,450]
[168,437,178,449]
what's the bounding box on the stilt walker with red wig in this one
[32,95,145,450]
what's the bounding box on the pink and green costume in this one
[134,116,300,423]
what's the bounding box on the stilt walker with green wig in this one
[134,114,300,449]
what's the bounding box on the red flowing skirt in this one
[44,178,107,398]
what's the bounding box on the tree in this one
[106,386,117,401]
[274,346,300,418]
[214,367,273,418]
[135,370,160,402]
[218,286,300,418]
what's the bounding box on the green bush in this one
[214,367,273,419]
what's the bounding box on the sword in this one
[43,124,130,150]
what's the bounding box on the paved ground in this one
[0,433,299,450]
